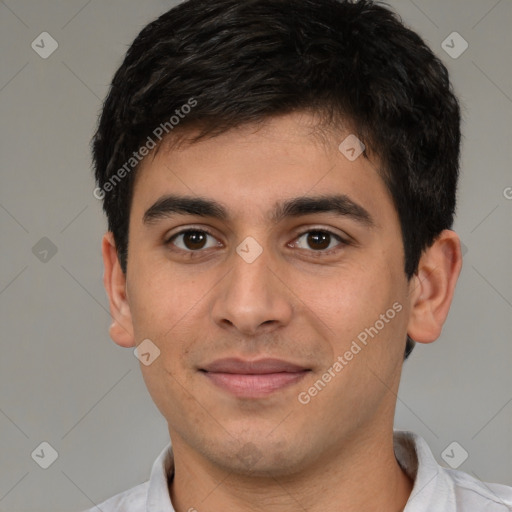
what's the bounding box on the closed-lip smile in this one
[200,358,311,398]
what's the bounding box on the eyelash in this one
[164,227,348,256]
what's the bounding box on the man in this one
[88,0,512,510]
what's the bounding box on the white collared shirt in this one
[84,431,512,511]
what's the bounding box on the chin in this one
[202,433,310,478]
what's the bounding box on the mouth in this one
[199,358,311,398]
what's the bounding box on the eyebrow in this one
[271,195,375,228]
[142,194,376,228]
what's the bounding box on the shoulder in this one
[443,467,512,510]
[81,480,149,512]
[80,442,174,512]
[394,431,512,511]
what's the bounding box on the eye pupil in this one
[184,231,207,250]
[307,231,330,250]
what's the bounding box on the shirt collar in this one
[394,430,444,511]
[147,442,175,512]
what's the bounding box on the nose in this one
[210,245,293,336]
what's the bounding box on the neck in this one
[169,426,413,512]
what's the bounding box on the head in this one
[94,0,462,476]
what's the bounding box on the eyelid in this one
[290,227,349,253]
[165,225,218,242]
[164,225,350,254]
[164,226,222,253]
[293,225,349,240]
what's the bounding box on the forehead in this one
[131,112,396,226]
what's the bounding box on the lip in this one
[200,358,310,398]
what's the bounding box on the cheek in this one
[296,265,372,318]
[139,359,189,425]
[128,262,203,338]
[304,263,402,351]
[128,270,212,382]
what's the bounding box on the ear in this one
[101,232,136,348]
[407,230,463,344]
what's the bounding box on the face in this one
[123,112,414,476]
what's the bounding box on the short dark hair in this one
[92,0,462,359]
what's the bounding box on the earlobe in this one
[407,230,463,344]
[101,232,136,348]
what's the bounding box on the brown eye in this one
[182,231,207,250]
[307,231,331,250]
[293,230,345,252]
[167,230,219,251]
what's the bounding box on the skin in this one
[102,112,462,512]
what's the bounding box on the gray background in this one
[0,0,511,510]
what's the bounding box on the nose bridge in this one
[211,241,292,334]
[231,247,272,302]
